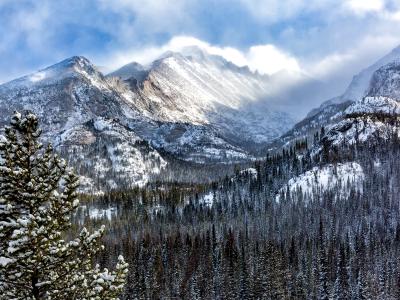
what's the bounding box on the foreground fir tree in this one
[0,112,128,299]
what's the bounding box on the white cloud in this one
[1,0,400,111]
[239,0,394,23]
[96,0,191,37]
[308,34,400,79]
[237,0,310,23]
[238,0,370,24]
[0,1,50,52]
[344,0,384,15]
[309,52,354,79]
[247,45,300,74]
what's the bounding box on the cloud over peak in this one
[103,36,300,76]
[1,0,400,108]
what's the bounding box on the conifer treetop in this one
[0,111,128,300]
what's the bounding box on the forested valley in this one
[3,3,400,299]
[77,125,400,299]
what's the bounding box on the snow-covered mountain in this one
[273,46,400,199]
[320,60,400,149]
[0,47,300,189]
[308,45,400,117]
[2,42,399,191]
[320,97,400,150]
[0,56,167,191]
[285,96,400,201]
[109,46,294,144]
[270,45,400,151]
[0,56,122,129]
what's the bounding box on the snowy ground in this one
[276,162,365,202]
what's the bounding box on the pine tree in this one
[378,261,387,299]
[0,112,128,299]
[331,245,349,300]
[238,244,251,299]
[355,269,371,300]
[318,219,330,300]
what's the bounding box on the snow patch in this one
[89,207,117,221]
[0,256,13,267]
[345,96,400,116]
[199,192,214,208]
[29,71,46,82]
[77,205,118,221]
[277,162,365,202]
[240,168,258,178]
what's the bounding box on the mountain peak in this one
[308,44,400,118]
[0,55,100,88]
[108,61,146,80]
[180,46,229,65]
[180,45,208,59]
[156,46,224,65]
[50,55,97,74]
[152,46,259,78]
[157,50,184,61]
[60,55,90,65]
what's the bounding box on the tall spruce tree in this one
[0,112,128,299]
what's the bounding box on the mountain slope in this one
[309,45,400,117]
[269,45,400,151]
[276,162,364,202]
[108,62,148,81]
[109,46,294,144]
[321,61,400,149]
[0,56,167,191]
[1,50,293,189]
[267,48,400,200]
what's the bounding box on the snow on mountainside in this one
[0,51,271,170]
[0,56,167,190]
[269,45,400,152]
[0,56,129,135]
[273,47,400,200]
[143,122,252,163]
[345,96,400,116]
[276,162,364,202]
[276,84,400,204]
[309,45,400,117]
[109,46,294,144]
[367,61,400,100]
[1,48,291,189]
[320,97,400,149]
[273,66,400,204]
[59,118,167,192]
[320,61,400,149]
[108,62,148,81]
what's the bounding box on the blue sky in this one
[1,0,400,100]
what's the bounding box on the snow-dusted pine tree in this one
[0,112,128,299]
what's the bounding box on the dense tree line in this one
[76,122,400,299]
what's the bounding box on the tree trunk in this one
[32,271,40,300]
